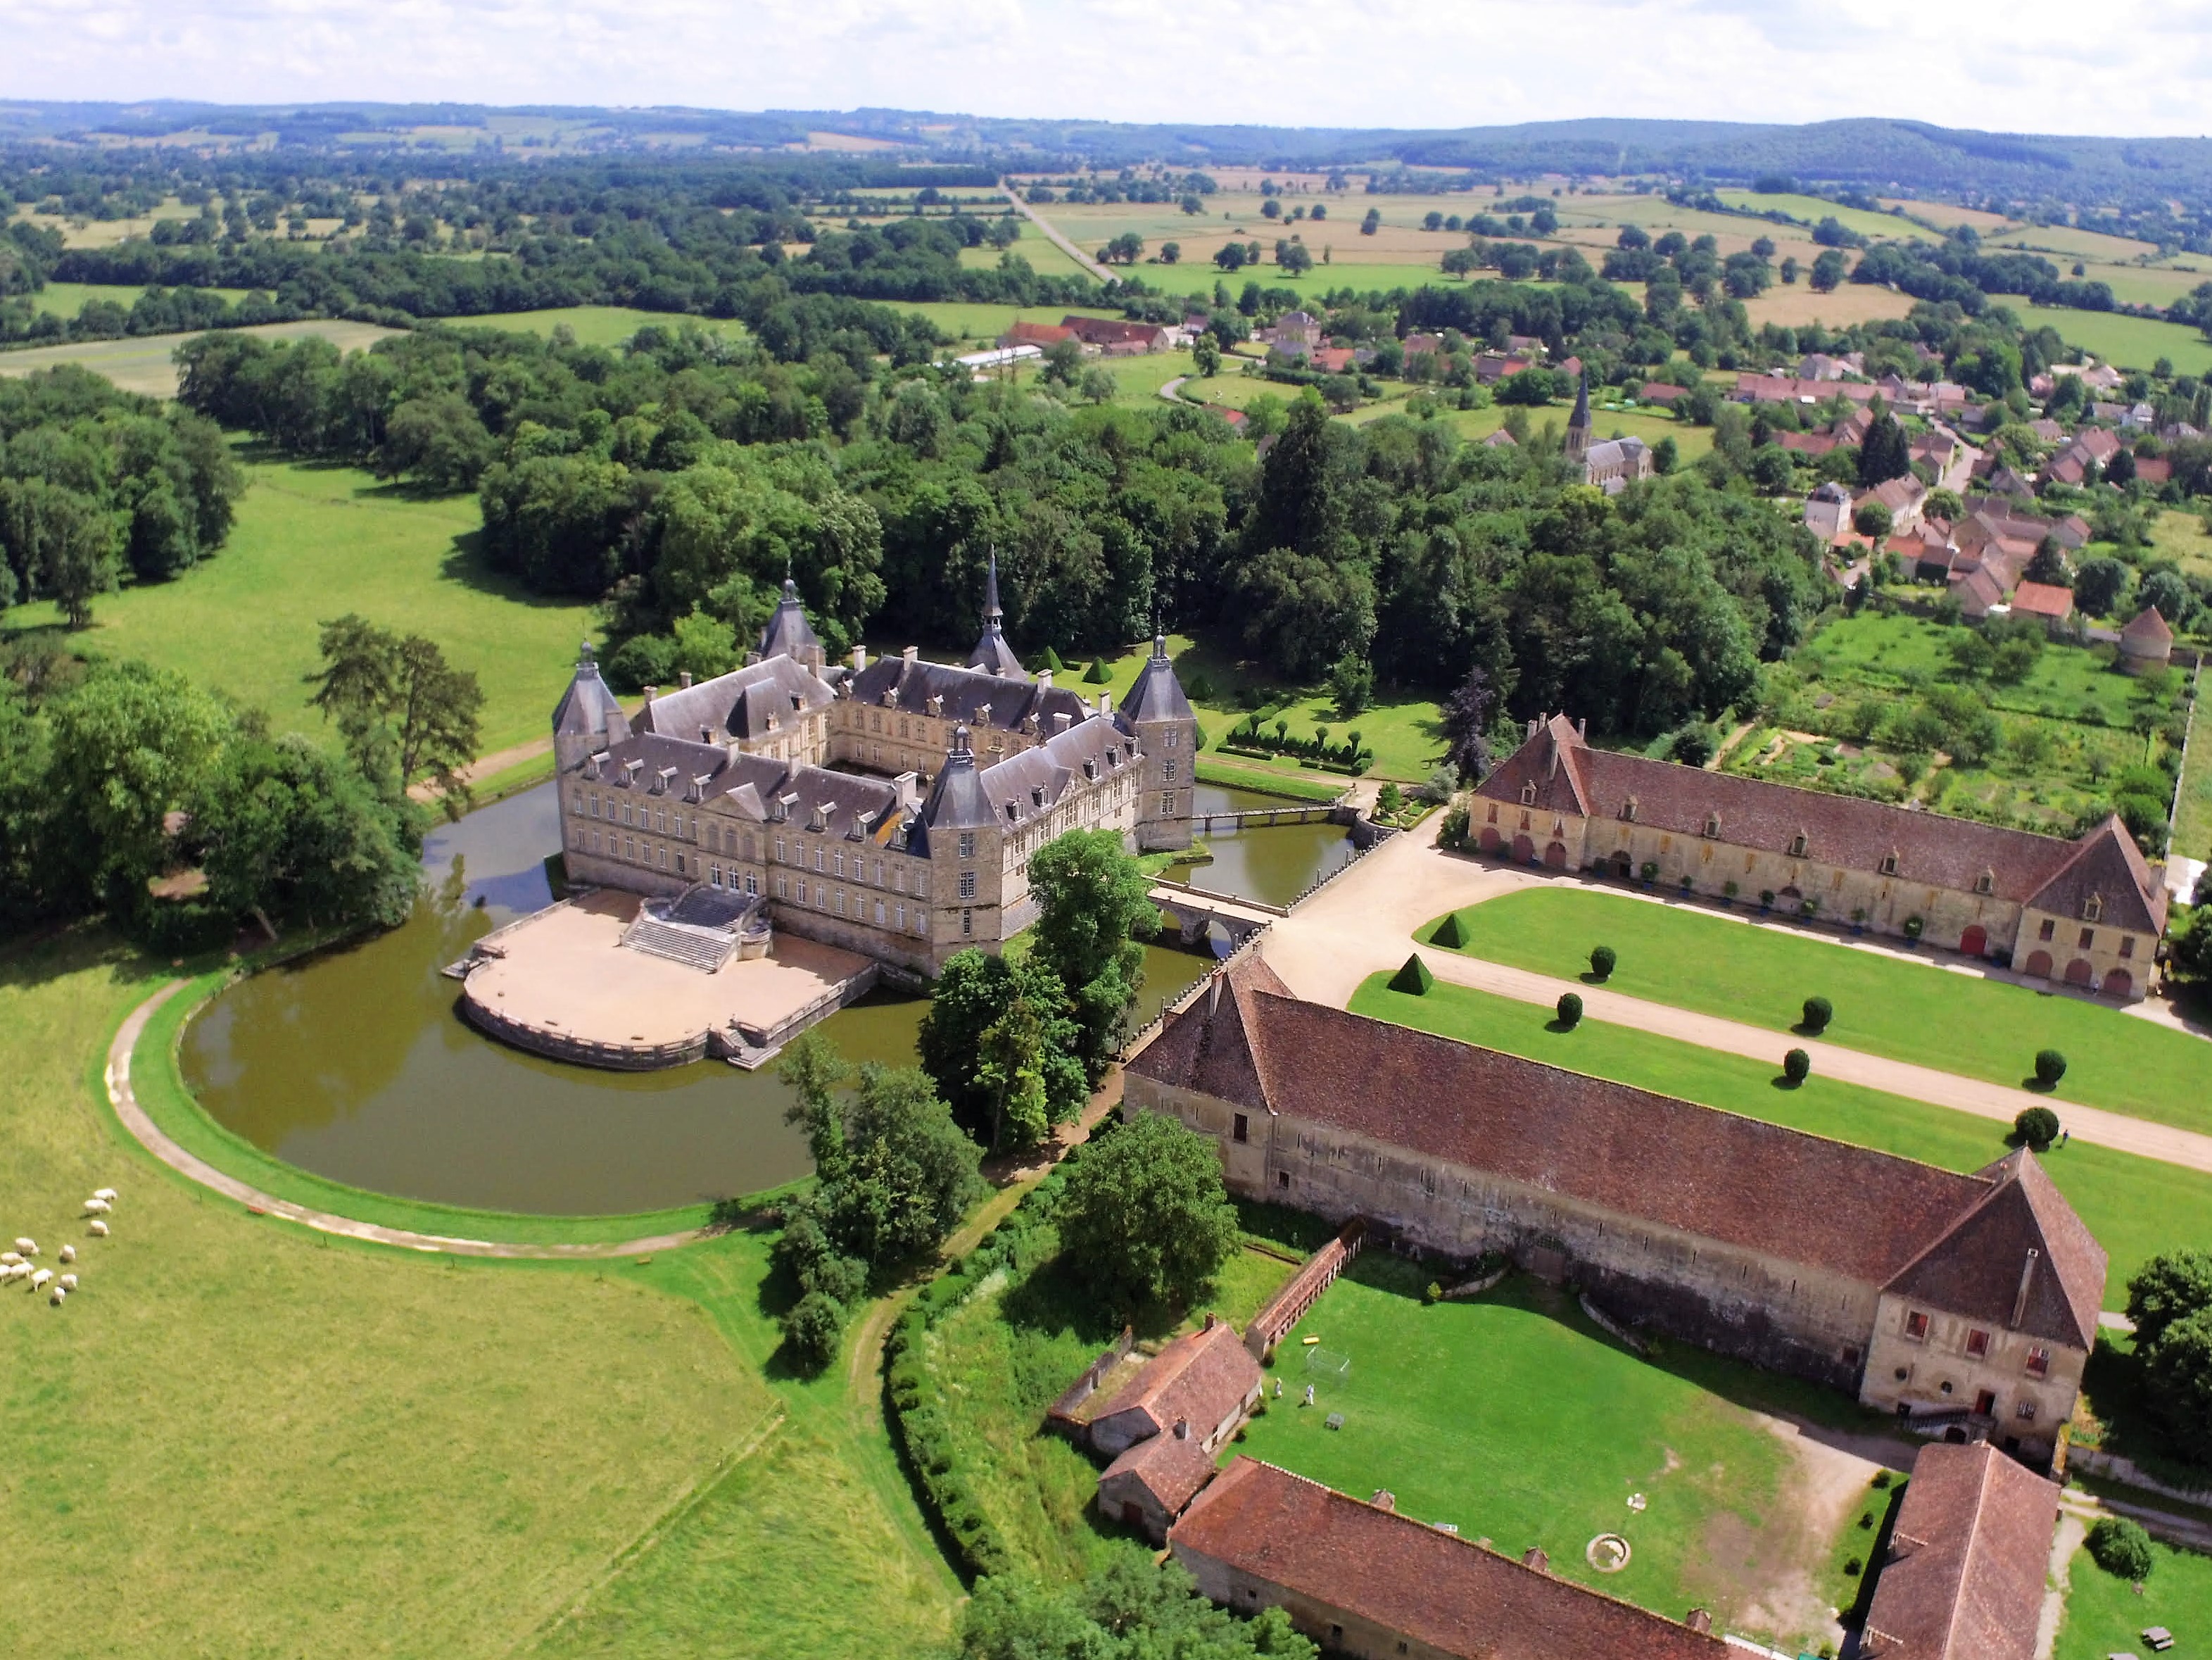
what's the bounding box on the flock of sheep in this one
[3,1189,117,1306]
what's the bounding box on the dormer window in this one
[1620,798,1637,823]
[1788,832,1808,858]
[2083,893,2104,922]
[1519,782,1537,806]
[1879,853,1899,876]
[1975,869,1995,895]
[1702,813,1720,838]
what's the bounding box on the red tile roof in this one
[1003,321,1073,346]
[1884,1150,2106,1350]
[2009,581,2073,620]
[1859,1443,2059,1660]
[1099,1425,1219,1514]
[2123,605,2174,646]
[1171,1459,1730,1660]
[1640,382,1690,403]
[1091,1319,1259,1444]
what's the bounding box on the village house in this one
[1127,954,2108,1466]
[2008,580,2075,631]
[1638,380,1690,406]
[1472,715,2166,997]
[552,574,1199,974]
[2045,427,2121,487]
[1858,1442,2060,1660]
[1859,473,1928,535]
[1264,310,1322,350]
[1170,1458,1731,1660]
[1804,480,1853,543]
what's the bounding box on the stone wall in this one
[1171,1553,1455,1660]
[1862,1292,2085,1463]
[2012,904,2150,998]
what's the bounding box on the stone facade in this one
[1474,715,2167,1000]
[550,593,1197,974]
[1125,957,2107,1465]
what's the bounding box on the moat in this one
[179,779,1346,1214]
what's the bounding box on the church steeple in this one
[983,550,1003,627]
[1566,372,1592,466]
[966,549,1027,679]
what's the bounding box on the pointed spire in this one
[983,549,1003,626]
[1570,371,1591,432]
[578,639,599,674]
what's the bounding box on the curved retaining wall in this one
[457,991,712,1071]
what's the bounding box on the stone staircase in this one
[621,915,738,974]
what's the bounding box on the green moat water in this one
[1170,781,1356,909]
[179,782,1313,1216]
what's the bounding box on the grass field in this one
[2055,1533,2212,1660]
[451,306,747,348]
[1417,886,2212,1136]
[1743,282,1920,330]
[2175,677,2212,865]
[0,927,809,1659]
[1876,199,2020,233]
[0,318,402,396]
[900,300,1125,344]
[2033,307,2212,375]
[961,238,1094,281]
[4,451,595,755]
[2148,508,2212,583]
[1711,191,1908,243]
[1237,1259,1882,1651]
[1346,972,2212,1297]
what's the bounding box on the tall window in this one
[959,872,977,900]
[1965,1328,1990,1359]
[1163,759,1177,783]
[1161,791,1175,817]
[958,831,975,859]
[1904,1310,1929,1342]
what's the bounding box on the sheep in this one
[87,1220,109,1238]
[30,1269,52,1292]
[0,1264,24,1285]
[49,1286,65,1305]
[58,1245,75,1264]
[0,1251,19,1266]
[82,1198,110,1216]
[93,1188,115,1202]
[58,1274,77,1292]
[13,1238,34,1255]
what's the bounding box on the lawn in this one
[451,306,748,348]
[2176,679,2212,864]
[1346,971,2212,1295]
[0,928,802,1659]
[1237,1259,1882,1652]
[4,451,595,755]
[2055,1533,2212,1660]
[2032,306,2212,375]
[1417,886,2212,1136]
[0,317,403,397]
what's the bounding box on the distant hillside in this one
[6,102,2212,209]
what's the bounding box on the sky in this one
[6,0,2212,138]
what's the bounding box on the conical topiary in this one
[1429,912,1467,949]
[1041,644,1066,672]
[1085,656,1114,684]
[1389,954,1434,995]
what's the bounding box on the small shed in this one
[2118,605,2175,673]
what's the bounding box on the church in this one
[1567,374,1654,494]
[549,560,1199,974]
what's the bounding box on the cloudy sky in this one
[7,0,2212,137]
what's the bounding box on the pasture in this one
[1710,191,1908,243]
[2034,306,2212,375]
[1414,885,2212,1138]
[0,318,403,397]
[448,306,747,348]
[3,451,593,755]
[1235,1259,1892,1653]
[1346,972,2212,1297]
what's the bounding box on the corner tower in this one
[1118,633,1199,853]
[551,641,626,774]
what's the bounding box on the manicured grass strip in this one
[1348,973,2212,1295]
[1192,756,1344,800]
[1420,886,2212,1136]
[1237,1262,1865,1650]
[2054,1533,2212,1660]
[122,974,726,1245]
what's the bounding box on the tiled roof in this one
[1118,636,1195,725]
[1099,1424,1218,1514]
[1883,1151,2106,1349]
[1859,1443,2059,1660]
[2009,581,2073,620]
[1092,1319,1259,1443]
[1476,717,2112,907]
[1133,959,2002,1290]
[2021,815,2166,936]
[1170,1459,1729,1660]
[552,645,626,739]
[2122,605,2174,646]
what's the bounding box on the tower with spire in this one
[756,573,826,675]
[1118,630,1199,852]
[966,551,1027,679]
[551,640,628,773]
[1566,372,1593,467]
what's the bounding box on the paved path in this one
[1158,374,1189,403]
[106,981,702,1259]
[407,735,554,803]
[1001,182,1118,284]
[1259,815,2212,1176]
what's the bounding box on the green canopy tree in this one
[306,614,485,803]
[1028,829,1160,1076]
[1056,1112,1240,1313]
[918,948,1088,1151]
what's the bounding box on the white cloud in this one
[2,0,2208,138]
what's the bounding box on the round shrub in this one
[779,1291,846,1373]
[2035,1048,2068,1088]
[1555,992,1584,1029]
[1424,1281,1443,1305]
[1783,1048,1811,1085]
[1590,945,1617,980]
[2014,1105,2061,1152]
[1902,914,1925,939]
[1639,860,1660,881]
[2086,1516,2154,1582]
[1802,995,1833,1033]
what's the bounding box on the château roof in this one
[1118,634,1194,725]
[1132,960,2103,1312]
[974,714,1139,829]
[849,653,1094,736]
[1883,1150,2106,1350]
[1170,1459,1729,1660]
[1859,1443,2059,1660]
[636,655,833,746]
[552,643,626,740]
[757,577,821,662]
[919,726,994,834]
[966,552,1028,679]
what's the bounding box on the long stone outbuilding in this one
[1125,956,2106,1466]
[1474,714,2167,1000]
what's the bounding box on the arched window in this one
[1788,832,1808,858]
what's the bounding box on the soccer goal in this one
[1303,1347,1350,1381]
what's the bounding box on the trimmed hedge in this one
[883,1158,1075,1583]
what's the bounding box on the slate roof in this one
[966,552,1028,679]
[1132,960,2021,1293]
[1475,717,2163,919]
[975,715,1140,829]
[586,728,902,841]
[636,655,831,746]
[1170,1459,1730,1660]
[552,643,626,741]
[920,725,994,833]
[1859,1443,2059,1660]
[1118,634,1194,726]
[756,577,821,662]
[849,653,1094,736]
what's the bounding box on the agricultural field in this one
[1710,191,1909,243]
[0,929,952,1660]
[1237,1257,1899,1652]
[2033,307,2212,375]
[451,306,747,348]
[0,317,402,396]
[6,196,198,247]
[1875,199,2019,234]
[1346,971,2212,1297]
[1414,885,2212,1138]
[1984,223,2165,265]
[2073,263,2212,308]
[1742,282,1919,330]
[959,239,1094,281]
[1739,610,2183,842]
[2,451,593,754]
[2055,1532,2212,1660]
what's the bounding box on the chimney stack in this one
[902,645,919,663]
[1520,1547,1548,1573]
[1052,710,1072,735]
[679,671,693,689]
[1206,970,1224,1019]
[643,686,658,706]
[1686,1610,1712,1635]
[1037,669,1054,691]
[1097,693,1111,717]
[1526,716,1539,741]
[852,645,868,672]
[2011,1247,2040,1329]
